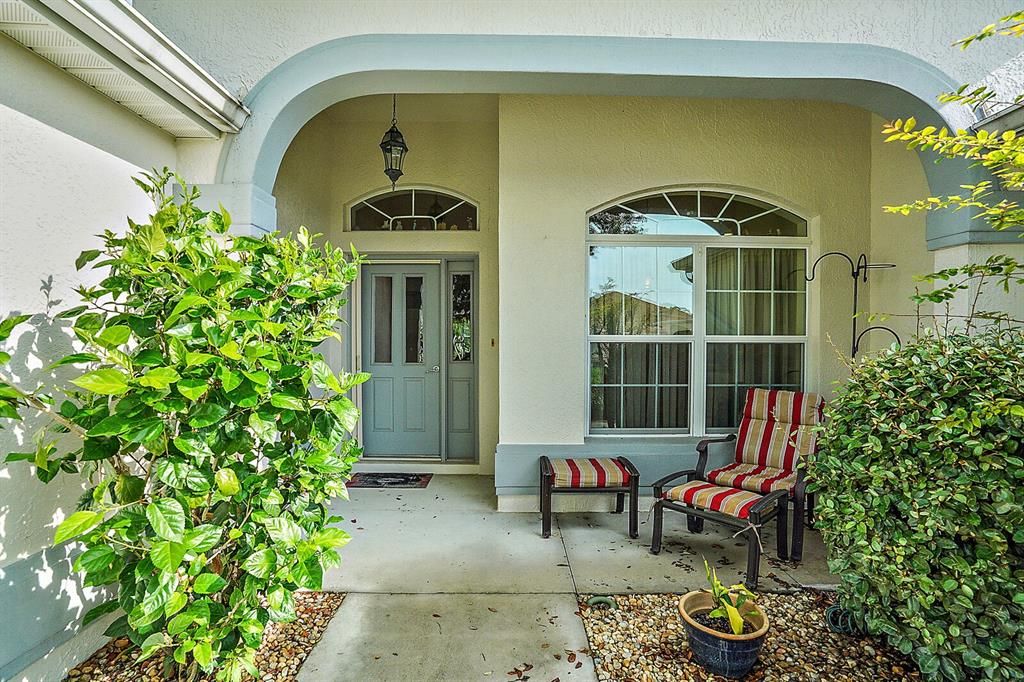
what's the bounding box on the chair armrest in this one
[694,433,736,478]
[540,456,553,478]
[651,469,695,497]
[695,433,737,454]
[750,489,788,516]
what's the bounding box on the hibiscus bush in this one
[809,329,1024,680]
[0,169,364,680]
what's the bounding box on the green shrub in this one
[0,169,364,681]
[809,329,1024,680]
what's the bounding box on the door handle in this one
[427,365,441,373]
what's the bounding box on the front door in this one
[361,263,442,457]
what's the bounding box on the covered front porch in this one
[300,475,831,680]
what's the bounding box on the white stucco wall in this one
[273,94,500,473]
[134,0,1020,100]
[0,36,176,680]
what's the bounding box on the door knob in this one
[427,365,441,373]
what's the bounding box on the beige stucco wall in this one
[273,94,499,472]
[497,94,881,444]
[867,113,934,348]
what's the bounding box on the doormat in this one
[347,473,433,488]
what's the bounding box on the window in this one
[588,190,808,434]
[351,188,478,231]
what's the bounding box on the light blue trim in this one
[215,33,1014,249]
[0,545,110,680]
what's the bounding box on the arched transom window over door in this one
[587,189,810,435]
[350,188,478,232]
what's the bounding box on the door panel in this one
[446,266,476,461]
[361,264,441,457]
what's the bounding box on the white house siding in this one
[133,0,1020,102]
[272,94,500,473]
[0,36,176,681]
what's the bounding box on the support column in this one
[931,242,1024,326]
[192,182,277,235]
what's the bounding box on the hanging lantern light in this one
[380,94,408,190]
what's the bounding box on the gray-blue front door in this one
[361,263,442,457]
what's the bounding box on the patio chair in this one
[649,388,825,587]
[539,456,639,539]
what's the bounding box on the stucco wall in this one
[497,95,875,446]
[867,113,935,348]
[273,94,499,473]
[134,0,1020,100]
[0,37,176,680]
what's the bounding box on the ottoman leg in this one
[614,492,625,514]
[628,480,639,540]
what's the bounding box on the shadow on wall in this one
[0,279,110,679]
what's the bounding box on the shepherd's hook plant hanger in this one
[804,252,902,357]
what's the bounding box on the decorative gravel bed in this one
[65,592,343,682]
[578,591,920,681]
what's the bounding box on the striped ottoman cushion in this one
[550,457,631,488]
[706,462,797,494]
[663,481,764,519]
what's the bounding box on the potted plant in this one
[678,559,769,678]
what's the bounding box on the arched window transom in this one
[589,190,806,237]
[351,188,478,232]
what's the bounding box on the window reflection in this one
[404,277,424,364]
[451,273,472,362]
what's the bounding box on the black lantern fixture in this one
[380,94,408,190]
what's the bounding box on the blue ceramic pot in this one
[678,591,769,679]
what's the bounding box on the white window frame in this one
[585,189,811,437]
[345,185,479,232]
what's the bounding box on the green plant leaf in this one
[87,414,131,437]
[193,573,227,594]
[114,474,145,503]
[0,314,31,343]
[54,510,104,545]
[241,548,276,579]
[96,325,131,348]
[146,498,186,542]
[215,468,240,496]
[176,378,209,401]
[74,249,102,271]
[151,541,187,572]
[184,524,222,553]
[82,599,120,626]
[270,393,305,411]
[124,417,165,444]
[189,403,228,427]
[138,367,181,389]
[264,516,301,545]
[74,545,117,573]
[71,369,129,395]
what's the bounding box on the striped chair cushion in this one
[663,481,764,520]
[736,388,825,470]
[550,457,631,488]
[706,462,797,494]
[743,387,825,426]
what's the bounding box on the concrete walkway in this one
[298,475,833,681]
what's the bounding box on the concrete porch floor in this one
[298,475,834,681]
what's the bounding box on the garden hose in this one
[825,604,856,634]
[586,596,617,610]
